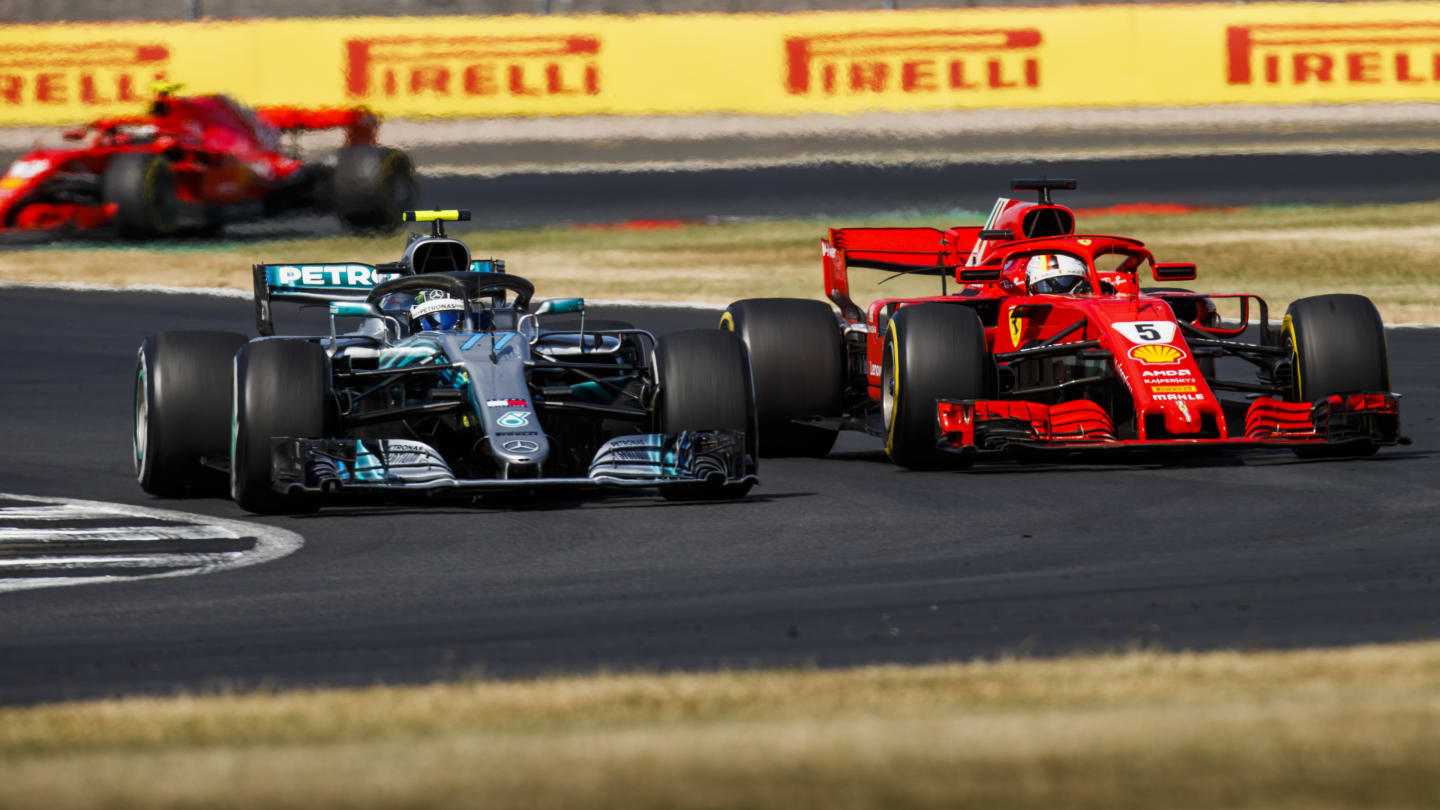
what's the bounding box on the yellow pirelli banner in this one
[1,2,1439,124]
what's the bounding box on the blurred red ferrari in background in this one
[0,84,416,238]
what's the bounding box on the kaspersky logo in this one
[1227,22,1440,86]
[784,28,1041,96]
[345,35,600,100]
[0,41,169,106]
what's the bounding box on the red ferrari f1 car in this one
[722,178,1404,467]
[0,84,416,238]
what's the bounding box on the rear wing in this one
[823,227,981,322]
[254,106,379,146]
[252,259,505,336]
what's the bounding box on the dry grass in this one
[4,642,1440,809]
[4,201,1440,322]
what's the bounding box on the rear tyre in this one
[721,298,842,457]
[232,340,330,514]
[104,153,179,238]
[1285,294,1389,459]
[134,331,248,497]
[335,146,416,233]
[656,329,756,501]
[882,304,987,470]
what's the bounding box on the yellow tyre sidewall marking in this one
[719,311,735,331]
[884,315,900,457]
[1282,313,1302,401]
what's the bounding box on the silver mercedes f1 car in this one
[134,209,757,513]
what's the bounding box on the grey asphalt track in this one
[419,150,1440,226]
[0,286,1436,706]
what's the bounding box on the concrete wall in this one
[0,0,1361,23]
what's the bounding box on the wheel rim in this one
[230,359,240,500]
[143,161,179,232]
[382,154,416,217]
[1281,313,1303,401]
[881,334,896,433]
[133,354,148,478]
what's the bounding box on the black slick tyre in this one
[334,146,416,233]
[882,303,987,470]
[104,153,179,238]
[656,329,756,501]
[232,340,330,514]
[721,298,842,457]
[1284,293,1390,458]
[134,331,248,497]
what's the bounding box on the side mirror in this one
[330,301,383,318]
[62,127,87,141]
[535,297,584,315]
[959,268,1002,282]
[330,300,386,343]
[1153,262,1197,281]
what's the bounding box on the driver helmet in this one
[410,289,464,332]
[1025,253,1088,295]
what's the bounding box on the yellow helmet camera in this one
[403,209,471,237]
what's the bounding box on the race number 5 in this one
[1113,321,1177,345]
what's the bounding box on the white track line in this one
[0,280,250,298]
[0,504,128,521]
[0,553,242,569]
[0,493,304,594]
[0,525,242,542]
[5,103,1440,149]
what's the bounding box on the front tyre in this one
[656,329,756,501]
[882,304,987,470]
[721,298,842,457]
[1284,294,1390,459]
[232,340,330,514]
[135,331,248,497]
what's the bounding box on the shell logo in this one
[1129,344,1185,365]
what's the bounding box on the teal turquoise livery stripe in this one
[353,441,385,482]
[264,264,393,289]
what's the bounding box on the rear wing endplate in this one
[823,227,979,323]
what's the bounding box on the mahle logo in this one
[1227,22,1440,87]
[345,34,600,101]
[784,28,1041,97]
[0,41,169,107]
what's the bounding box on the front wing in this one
[937,393,1402,455]
[270,430,755,495]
